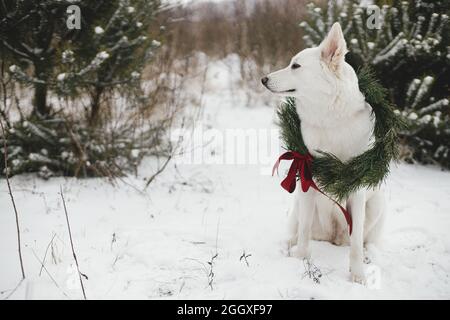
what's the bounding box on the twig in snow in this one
[207,253,218,291]
[206,218,221,290]
[32,250,69,299]
[60,186,87,300]
[184,255,217,291]
[239,251,252,267]
[302,258,322,284]
[144,154,172,189]
[51,239,59,265]
[110,232,117,251]
[1,279,24,300]
[39,233,57,276]
[1,119,25,279]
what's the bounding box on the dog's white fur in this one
[262,23,385,283]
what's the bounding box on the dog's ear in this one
[319,22,348,71]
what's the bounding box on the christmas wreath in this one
[274,67,404,233]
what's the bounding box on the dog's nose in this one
[261,77,269,86]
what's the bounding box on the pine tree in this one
[0,1,108,116]
[54,0,162,125]
[399,76,449,165]
[1,0,166,178]
[1,0,161,121]
[300,0,450,168]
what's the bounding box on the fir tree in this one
[0,0,79,115]
[300,0,450,168]
[55,0,162,125]
[1,0,161,121]
[0,0,166,178]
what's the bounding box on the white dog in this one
[262,22,385,283]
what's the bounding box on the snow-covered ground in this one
[1,56,450,299]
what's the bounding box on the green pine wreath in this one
[277,66,405,202]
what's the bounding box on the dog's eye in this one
[291,63,301,70]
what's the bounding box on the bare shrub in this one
[157,0,308,82]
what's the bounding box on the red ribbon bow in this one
[272,151,353,235]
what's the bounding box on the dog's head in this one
[262,22,354,108]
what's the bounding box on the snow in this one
[131,149,140,158]
[57,73,66,82]
[408,112,418,120]
[94,26,105,34]
[62,50,75,64]
[424,76,434,85]
[9,65,18,72]
[1,56,450,300]
[97,51,109,60]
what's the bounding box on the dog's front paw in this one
[291,245,311,259]
[350,263,366,284]
[350,253,367,284]
[351,272,366,285]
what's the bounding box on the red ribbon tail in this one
[280,159,299,193]
[273,151,353,235]
[310,183,353,235]
[272,159,280,177]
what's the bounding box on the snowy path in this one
[1,58,450,299]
